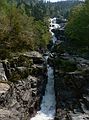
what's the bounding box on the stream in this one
[30,64,56,120]
[30,18,57,120]
[31,65,56,120]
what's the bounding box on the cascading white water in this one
[30,65,56,120]
[52,35,57,44]
[30,18,58,120]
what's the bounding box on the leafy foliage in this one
[65,0,89,54]
[0,0,50,59]
[0,0,82,59]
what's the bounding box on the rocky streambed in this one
[0,51,47,120]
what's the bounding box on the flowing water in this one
[30,64,56,120]
[30,18,57,120]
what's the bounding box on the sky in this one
[46,0,67,2]
[46,0,84,2]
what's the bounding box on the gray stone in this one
[23,51,42,59]
[22,90,31,102]
[0,109,20,120]
[0,51,46,120]
[0,83,10,94]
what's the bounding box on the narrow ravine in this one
[30,64,56,120]
[30,18,58,120]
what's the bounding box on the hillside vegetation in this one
[0,0,51,59]
[66,0,89,56]
[0,0,82,59]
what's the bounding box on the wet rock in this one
[2,60,12,79]
[0,63,7,81]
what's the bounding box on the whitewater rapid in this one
[30,17,57,120]
[30,65,56,120]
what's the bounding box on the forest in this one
[0,0,83,60]
[65,0,89,58]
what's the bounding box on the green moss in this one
[0,49,12,60]
[9,71,21,83]
[18,55,33,67]
[55,58,77,72]
[9,68,30,82]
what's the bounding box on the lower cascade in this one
[30,65,56,120]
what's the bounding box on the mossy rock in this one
[30,66,43,76]
[59,59,77,72]
[82,69,89,76]
[55,58,77,72]
[52,43,65,54]
[9,71,21,83]
[17,55,33,67]
[0,49,12,60]
[9,67,30,82]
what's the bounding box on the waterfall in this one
[30,17,58,120]
[30,65,56,120]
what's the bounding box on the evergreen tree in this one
[65,0,89,55]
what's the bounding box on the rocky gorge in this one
[1,17,89,120]
[49,18,89,120]
[0,51,47,120]
[54,52,89,120]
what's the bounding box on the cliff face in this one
[48,15,89,119]
[0,51,47,120]
[51,30,89,120]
